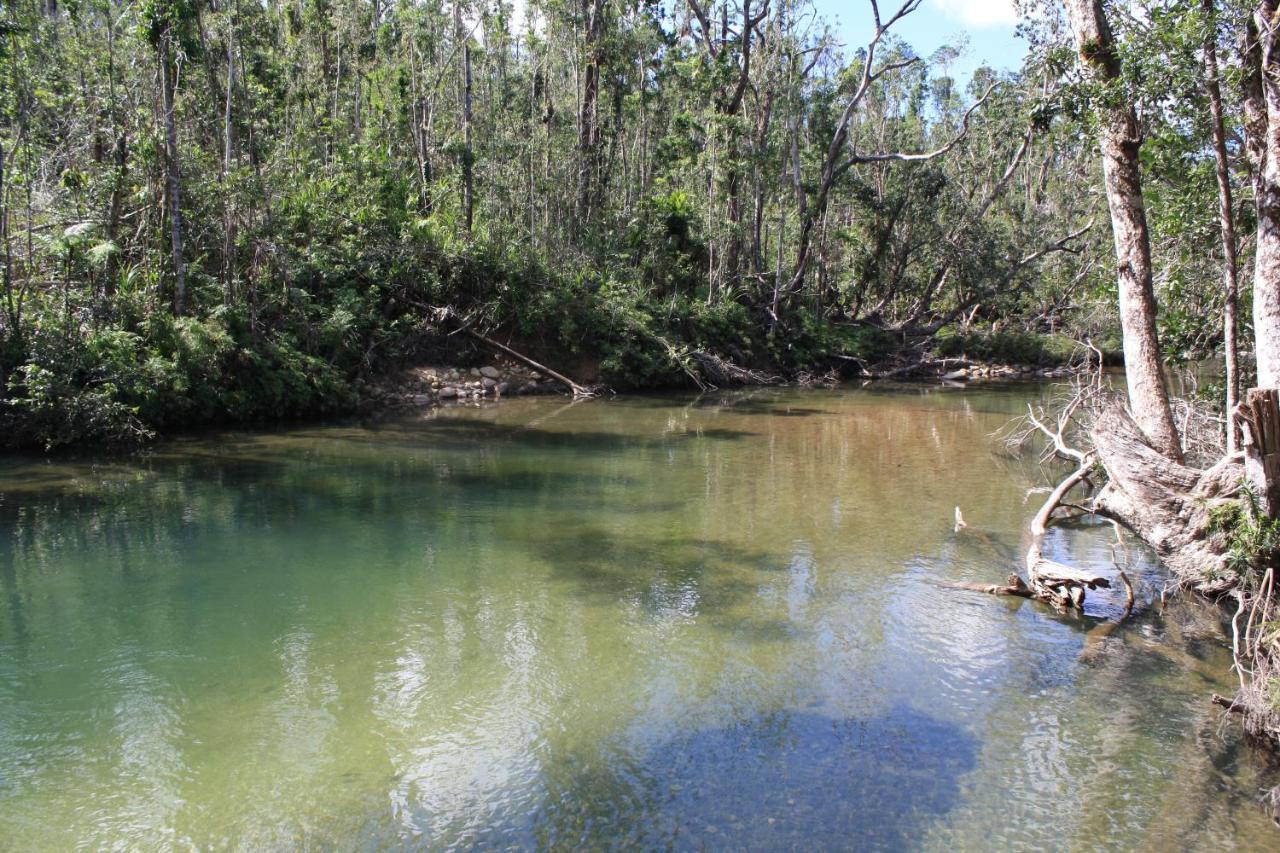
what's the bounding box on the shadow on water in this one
[363,417,760,452]
[503,707,978,851]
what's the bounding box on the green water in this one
[0,386,1276,850]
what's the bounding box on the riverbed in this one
[0,385,1275,848]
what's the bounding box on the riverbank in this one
[358,355,1087,416]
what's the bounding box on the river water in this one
[0,385,1276,849]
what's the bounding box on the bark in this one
[1092,403,1240,593]
[1204,0,1240,451]
[1252,3,1280,386]
[159,26,186,316]
[577,0,606,229]
[1063,0,1181,461]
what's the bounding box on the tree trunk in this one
[462,41,473,234]
[1204,0,1240,451]
[1239,388,1280,517]
[160,26,187,316]
[1092,403,1240,594]
[1252,2,1280,387]
[576,0,604,231]
[454,1,473,235]
[222,26,236,306]
[1064,0,1181,460]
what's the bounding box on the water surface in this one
[0,386,1276,849]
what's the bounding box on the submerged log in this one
[940,572,1033,599]
[1024,456,1111,611]
[1091,402,1242,594]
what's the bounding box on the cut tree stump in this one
[1238,388,1280,516]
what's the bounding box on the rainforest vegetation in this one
[0,0,1185,448]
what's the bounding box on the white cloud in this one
[930,0,1019,28]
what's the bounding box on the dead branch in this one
[464,328,594,398]
[690,351,780,387]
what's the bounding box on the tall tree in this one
[150,0,188,315]
[1249,2,1280,388]
[1063,0,1181,460]
[1202,0,1240,449]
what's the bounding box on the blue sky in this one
[809,0,1027,82]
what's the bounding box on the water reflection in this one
[0,386,1276,848]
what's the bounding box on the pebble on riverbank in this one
[941,363,1078,381]
[361,359,564,411]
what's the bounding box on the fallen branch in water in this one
[939,573,1034,599]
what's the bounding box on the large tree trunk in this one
[1252,3,1280,386]
[1064,0,1181,460]
[1092,404,1240,594]
[1204,0,1240,450]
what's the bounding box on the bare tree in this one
[783,0,988,308]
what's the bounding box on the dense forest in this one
[0,0,1165,447]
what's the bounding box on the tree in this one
[1062,0,1182,460]
[146,0,188,315]
[1248,2,1280,388]
[1203,0,1240,449]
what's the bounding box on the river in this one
[0,385,1276,849]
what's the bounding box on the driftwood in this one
[954,386,1124,613]
[941,572,1034,599]
[462,328,594,398]
[689,351,780,387]
[425,304,594,397]
[1023,456,1112,610]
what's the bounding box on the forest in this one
[0,0,1156,448]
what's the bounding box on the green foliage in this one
[0,0,1214,449]
[1210,488,1280,580]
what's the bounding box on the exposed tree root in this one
[1091,403,1242,594]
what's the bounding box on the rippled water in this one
[0,385,1277,849]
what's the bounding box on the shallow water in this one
[0,385,1276,850]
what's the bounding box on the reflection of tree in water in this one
[3,391,1278,846]
[1044,596,1280,849]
